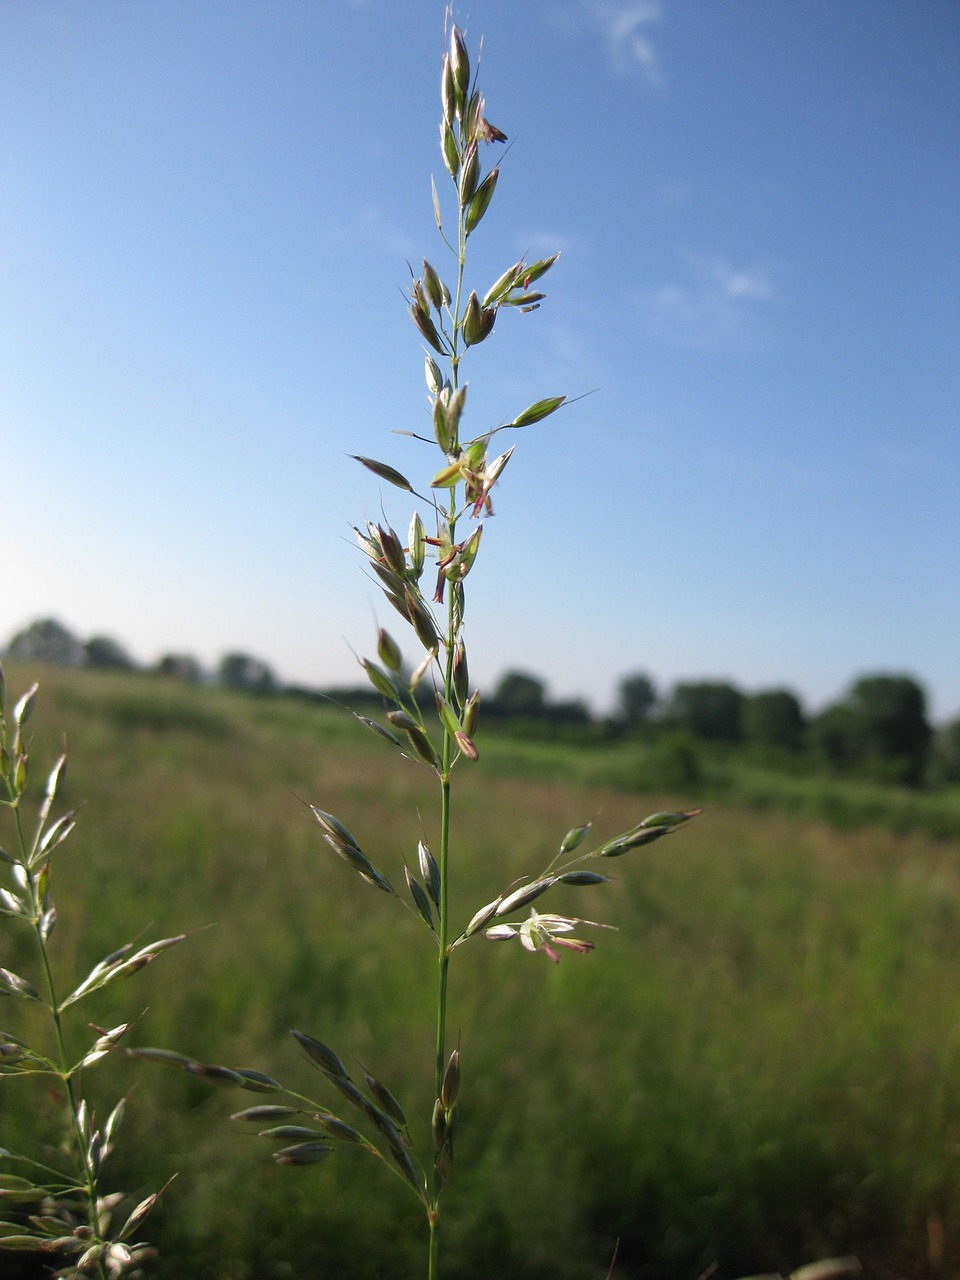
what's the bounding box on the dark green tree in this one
[742,689,805,752]
[5,617,85,666]
[491,670,547,717]
[809,703,860,772]
[85,634,136,670]
[155,653,204,682]
[846,673,932,786]
[617,672,658,727]
[665,681,745,743]
[218,651,276,694]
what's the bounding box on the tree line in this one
[5,617,958,789]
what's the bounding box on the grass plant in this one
[121,20,700,1278]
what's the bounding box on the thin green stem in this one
[428,134,471,1279]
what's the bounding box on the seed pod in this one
[274,1142,332,1166]
[441,121,459,177]
[432,394,452,453]
[424,356,443,396]
[449,24,470,100]
[454,730,478,761]
[409,648,438,693]
[361,659,403,703]
[422,259,444,310]
[640,809,702,828]
[465,167,499,235]
[260,1125,325,1142]
[441,55,456,124]
[387,709,418,731]
[351,455,414,492]
[435,693,462,738]
[458,143,479,206]
[483,260,524,308]
[418,841,441,906]
[464,90,482,137]
[511,396,566,427]
[404,724,441,769]
[464,896,503,937]
[431,1097,447,1151]
[411,303,445,354]
[521,252,561,286]
[558,871,609,886]
[496,878,557,916]
[236,1068,284,1092]
[13,683,38,729]
[462,691,480,738]
[597,825,671,858]
[461,295,495,346]
[363,1073,407,1127]
[405,865,435,930]
[445,384,466,445]
[231,1105,300,1122]
[377,523,407,577]
[408,512,426,579]
[377,629,403,674]
[440,1049,460,1109]
[560,823,592,855]
[431,457,464,489]
[291,1030,349,1079]
[484,446,514,489]
[445,525,483,581]
[314,1114,364,1144]
[502,291,546,309]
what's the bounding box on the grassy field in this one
[2,663,959,1279]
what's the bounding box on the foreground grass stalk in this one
[1,668,182,1276]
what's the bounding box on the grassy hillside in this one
[2,664,959,1279]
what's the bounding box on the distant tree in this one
[808,703,860,773]
[742,689,805,751]
[218,651,276,694]
[5,618,85,667]
[810,674,932,786]
[491,670,546,717]
[846,673,932,786]
[664,681,744,743]
[85,634,136,670]
[617,672,658,727]
[547,698,591,727]
[155,653,204,683]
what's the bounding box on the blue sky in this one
[2,0,958,720]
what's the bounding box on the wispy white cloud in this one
[587,1,665,87]
[546,2,665,85]
[640,247,780,348]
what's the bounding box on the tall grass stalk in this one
[125,19,696,1276]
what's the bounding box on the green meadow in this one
[3,664,958,1279]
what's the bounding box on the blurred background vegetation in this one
[1,653,958,1278]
